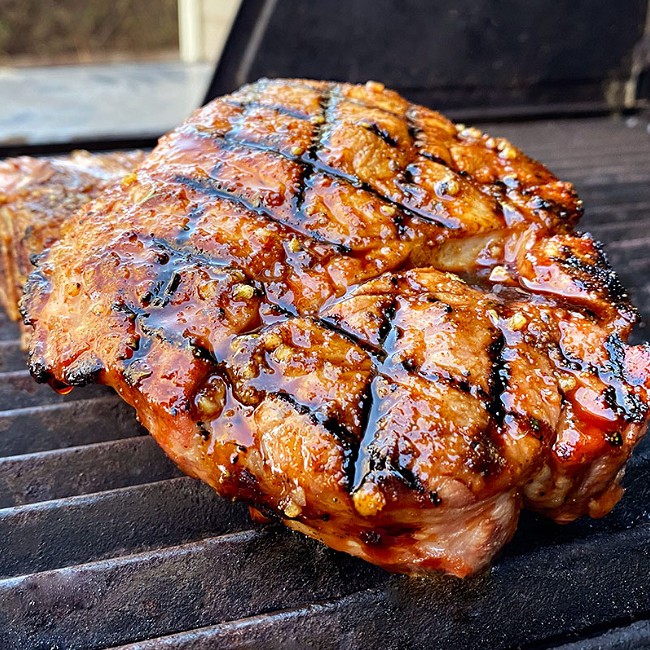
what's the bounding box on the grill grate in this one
[0,116,649,649]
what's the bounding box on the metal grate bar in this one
[0,529,386,649]
[0,396,145,457]
[0,477,252,578]
[0,341,27,373]
[0,435,181,508]
[15,521,643,650]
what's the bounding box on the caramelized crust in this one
[21,79,650,576]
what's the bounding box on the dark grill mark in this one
[150,271,182,308]
[351,373,381,493]
[605,431,624,447]
[487,332,509,425]
[559,333,648,424]
[224,98,311,121]
[173,173,345,250]
[152,237,231,271]
[389,462,425,492]
[418,151,451,166]
[363,122,398,148]
[600,335,648,424]
[314,316,383,358]
[377,297,398,348]
[295,88,331,216]
[190,343,218,364]
[186,121,459,229]
[272,391,359,482]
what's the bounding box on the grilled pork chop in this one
[21,79,650,576]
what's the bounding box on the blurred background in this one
[0,0,648,144]
[0,0,241,144]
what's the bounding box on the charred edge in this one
[63,356,104,387]
[250,501,282,523]
[555,241,635,315]
[486,332,509,425]
[28,358,52,384]
[524,188,583,223]
[19,270,50,324]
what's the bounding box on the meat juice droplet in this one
[52,380,74,395]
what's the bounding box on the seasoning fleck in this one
[508,312,527,331]
[232,283,255,300]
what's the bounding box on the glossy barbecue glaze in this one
[21,79,650,576]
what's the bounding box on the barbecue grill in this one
[1,2,650,648]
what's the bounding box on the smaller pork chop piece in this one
[0,149,145,322]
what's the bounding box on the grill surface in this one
[1,116,650,649]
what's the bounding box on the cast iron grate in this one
[0,116,649,650]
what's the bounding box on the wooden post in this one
[178,0,242,63]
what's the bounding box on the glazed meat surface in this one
[0,149,144,322]
[21,79,650,576]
